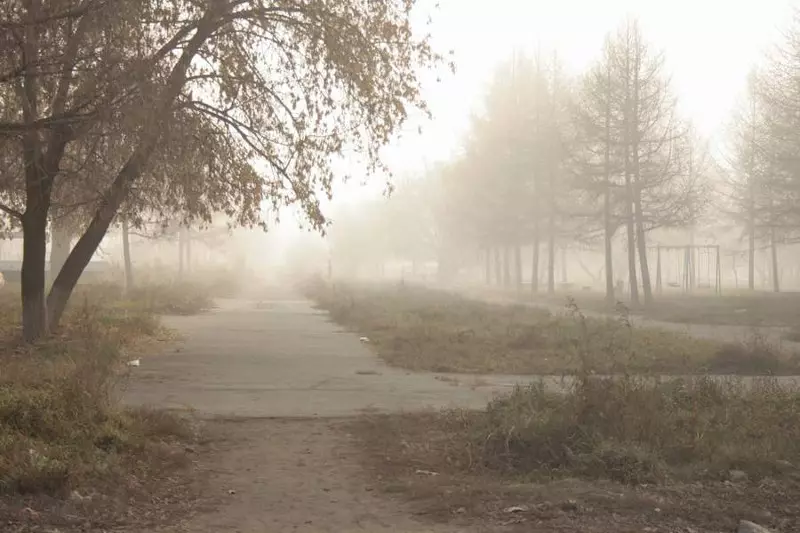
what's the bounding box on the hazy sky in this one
[387,0,795,172]
[272,0,797,256]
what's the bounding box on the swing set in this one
[653,245,722,294]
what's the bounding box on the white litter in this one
[127,359,141,367]
[504,505,529,514]
[414,469,439,476]
[359,336,370,343]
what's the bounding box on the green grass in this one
[306,281,800,375]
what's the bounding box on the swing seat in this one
[667,282,680,288]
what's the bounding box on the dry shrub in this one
[467,375,800,484]
[0,294,193,496]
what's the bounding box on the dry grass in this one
[351,375,800,532]
[307,281,800,375]
[477,285,800,328]
[67,280,215,316]
[0,281,207,531]
[473,377,800,482]
[0,294,194,496]
[310,281,800,530]
[352,388,800,532]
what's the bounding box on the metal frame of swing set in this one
[653,245,722,295]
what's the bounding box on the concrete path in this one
[122,294,513,418]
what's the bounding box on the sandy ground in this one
[123,291,506,533]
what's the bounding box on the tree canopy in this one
[1,0,440,340]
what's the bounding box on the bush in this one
[464,375,800,483]
[0,296,192,496]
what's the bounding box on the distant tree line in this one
[335,15,800,304]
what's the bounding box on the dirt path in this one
[123,291,498,532]
[156,418,472,533]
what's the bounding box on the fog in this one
[6,0,797,297]
[245,0,800,298]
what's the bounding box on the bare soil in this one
[149,417,468,533]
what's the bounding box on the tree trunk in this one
[502,246,511,287]
[688,229,696,291]
[47,153,152,331]
[45,12,217,332]
[178,229,186,275]
[547,215,555,294]
[623,123,639,302]
[561,247,568,283]
[603,190,615,305]
[22,210,49,342]
[747,77,757,292]
[185,227,192,273]
[122,216,134,293]
[624,193,639,305]
[630,34,652,306]
[49,222,72,283]
[771,227,780,293]
[633,195,653,305]
[531,222,540,294]
[484,247,491,285]
[748,222,755,290]
[494,247,501,286]
[514,244,522,292]
[602,60,615,306]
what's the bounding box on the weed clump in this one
[467,375,800,484]
[0,294,193,496]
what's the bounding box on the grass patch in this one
[0,302,194,498]
[352,376,800,531]
[784,326,800,343]
[473,376,800,482]
[477,285,800,328]
[67,280,214,316]
[0,282,204,530]
[306,281,800,375]
[124,282,213,315]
